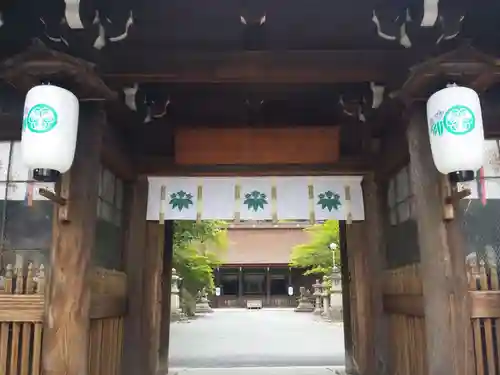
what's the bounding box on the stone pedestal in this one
[321,278,330,319]
[171,268,183,321]
[329,266,343,321]
[195,288,213,314]
[294,286,314,312]
[312,279,323,315]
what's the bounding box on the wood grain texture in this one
[102,50,420,84]
[407,105,473,375]
[42,104,105,375]
[144,222,165,375]
[122,177,150,375]
[361,174,389,375]
[383,294,424,317]
[159,222,174,373]
[175,127,340,165]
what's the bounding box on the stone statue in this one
[294,286,315,312]
[195,287,213,314]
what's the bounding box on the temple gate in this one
[0,1,500,375]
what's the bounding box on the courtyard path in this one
[167,308,345,374]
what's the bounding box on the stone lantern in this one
[171,268,182,320]
[312,279,323,315]
[321,276,330,319]
[330,265,343,321]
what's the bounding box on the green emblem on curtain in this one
[243,190,268,212]
[169,190,194,211]
[317,191,341,211]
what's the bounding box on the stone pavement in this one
[169,366,346,375]
[167,308,345,374]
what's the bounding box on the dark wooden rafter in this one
[135,156,371,176]
[102,48,423,85]
[393,42,500,103]
[0,39,116,100]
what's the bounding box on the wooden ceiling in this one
[0,0,500,162]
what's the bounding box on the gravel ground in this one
[167,308,345,373]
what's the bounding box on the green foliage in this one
[243,190,268,212]
[173,220,228,295]
[180,288,197,316]
[289,220,340,276]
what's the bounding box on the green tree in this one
[289,220,340,276]
[173,220,228,295]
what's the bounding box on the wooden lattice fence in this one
[0,263,126,375]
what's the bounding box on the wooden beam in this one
[175,127,340,166]
[395,44,500,102]
[101,122,136,181]
[0,40,116,100]
[42,103,105,375]
[102,49,421,84]
[407,104,474,375]
[0,294,126,322]
[470,291,500,319]
[134,158,371,176]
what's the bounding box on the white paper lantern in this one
[21,85,79,174]
[427,85,484,182]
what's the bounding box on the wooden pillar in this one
[266,266,271,305]
[339,220,355,373]
[407,105,474,375]
[238,266,243,304]
[159,221,174,370]
[362,174,389,375]
[42,103,104,375]
[122,177,149,375]
[215,267,221,286]
[345,173,388,375]
[215,267,221,308]
[346,220,371,374]
[144,221,167,375]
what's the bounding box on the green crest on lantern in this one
[24,104,58,133]
[430,105,476,137]
[443,105,475,135]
